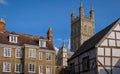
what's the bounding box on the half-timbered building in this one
[68,18,120,74]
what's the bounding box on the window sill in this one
[28,71,36,73]
[3,71,11,72]
[4,56,11,58]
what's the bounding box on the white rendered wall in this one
[98,24,120,74]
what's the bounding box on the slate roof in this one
[68,18,120,61]
[0,31,55,50]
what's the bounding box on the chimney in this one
[0,18,6,31]
[47,28,53,41]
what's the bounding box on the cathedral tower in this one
[70,2,95,52]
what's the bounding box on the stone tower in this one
[70,2,94,52]
[56,42,67,66]
[60,42,67,66]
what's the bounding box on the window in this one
[39,52,42,60]
[29,48,36,58]
[70,63,75,74]
[4,48,11,57]
[28,63,35,73]
[39,39,46,47]
[3,62,11,72]
[82,56,90,71]
[16,48,22,58]
[15,63,22,73]
[46,66,52,74]
[9,35,18,43]
[39,65,43,74]
[46,53,52,60]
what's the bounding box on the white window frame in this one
[3,62,11,72]
[46,52,52,61]
[39,52,42,60]
[16,48,22,58]
[9,34,18,43]
[28,63,35,73]
[15,63,22,73]
[39,39,46,47]
[4,48,11,57]
[39,65,43,74]
[46,66,52,74]
[29,48,36,58]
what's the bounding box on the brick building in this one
[0,18,56,74]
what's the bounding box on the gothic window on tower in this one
[84,25,87,33]
[39,39,46,47]
[9,34,18,43]
[82,56,90,71]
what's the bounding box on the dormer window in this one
[9,34,18,43]
[39,39,46,47]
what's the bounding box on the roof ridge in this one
[6,30,45,38]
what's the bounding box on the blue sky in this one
[0,0,120,51]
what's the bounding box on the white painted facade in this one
[97,24,120,74]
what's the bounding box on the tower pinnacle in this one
[79,0,84,17]
[71,8,75,22]
[90,5,94,21]
[62,40,66,48]
[80,0,83,7]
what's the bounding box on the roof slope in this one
[0,31,55,50]
[69,18,120,60]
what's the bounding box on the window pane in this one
[15,63,22,73]
[3,62,11,72]
[39,66,43,73]
[16,48,22,58]
[46,66,52,74]
[39,52,42,60]
[28,64,35,73]
[29,48,36,58]
[39,39,46,47]
[46,53,52,60]
[4,48,11,57]
[82,56,89,71]
[9,35,18,43]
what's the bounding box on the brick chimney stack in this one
[0,18,6,31]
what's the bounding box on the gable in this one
[97,23,120,74]
[99,23,120,47]
[114,24,120,31]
